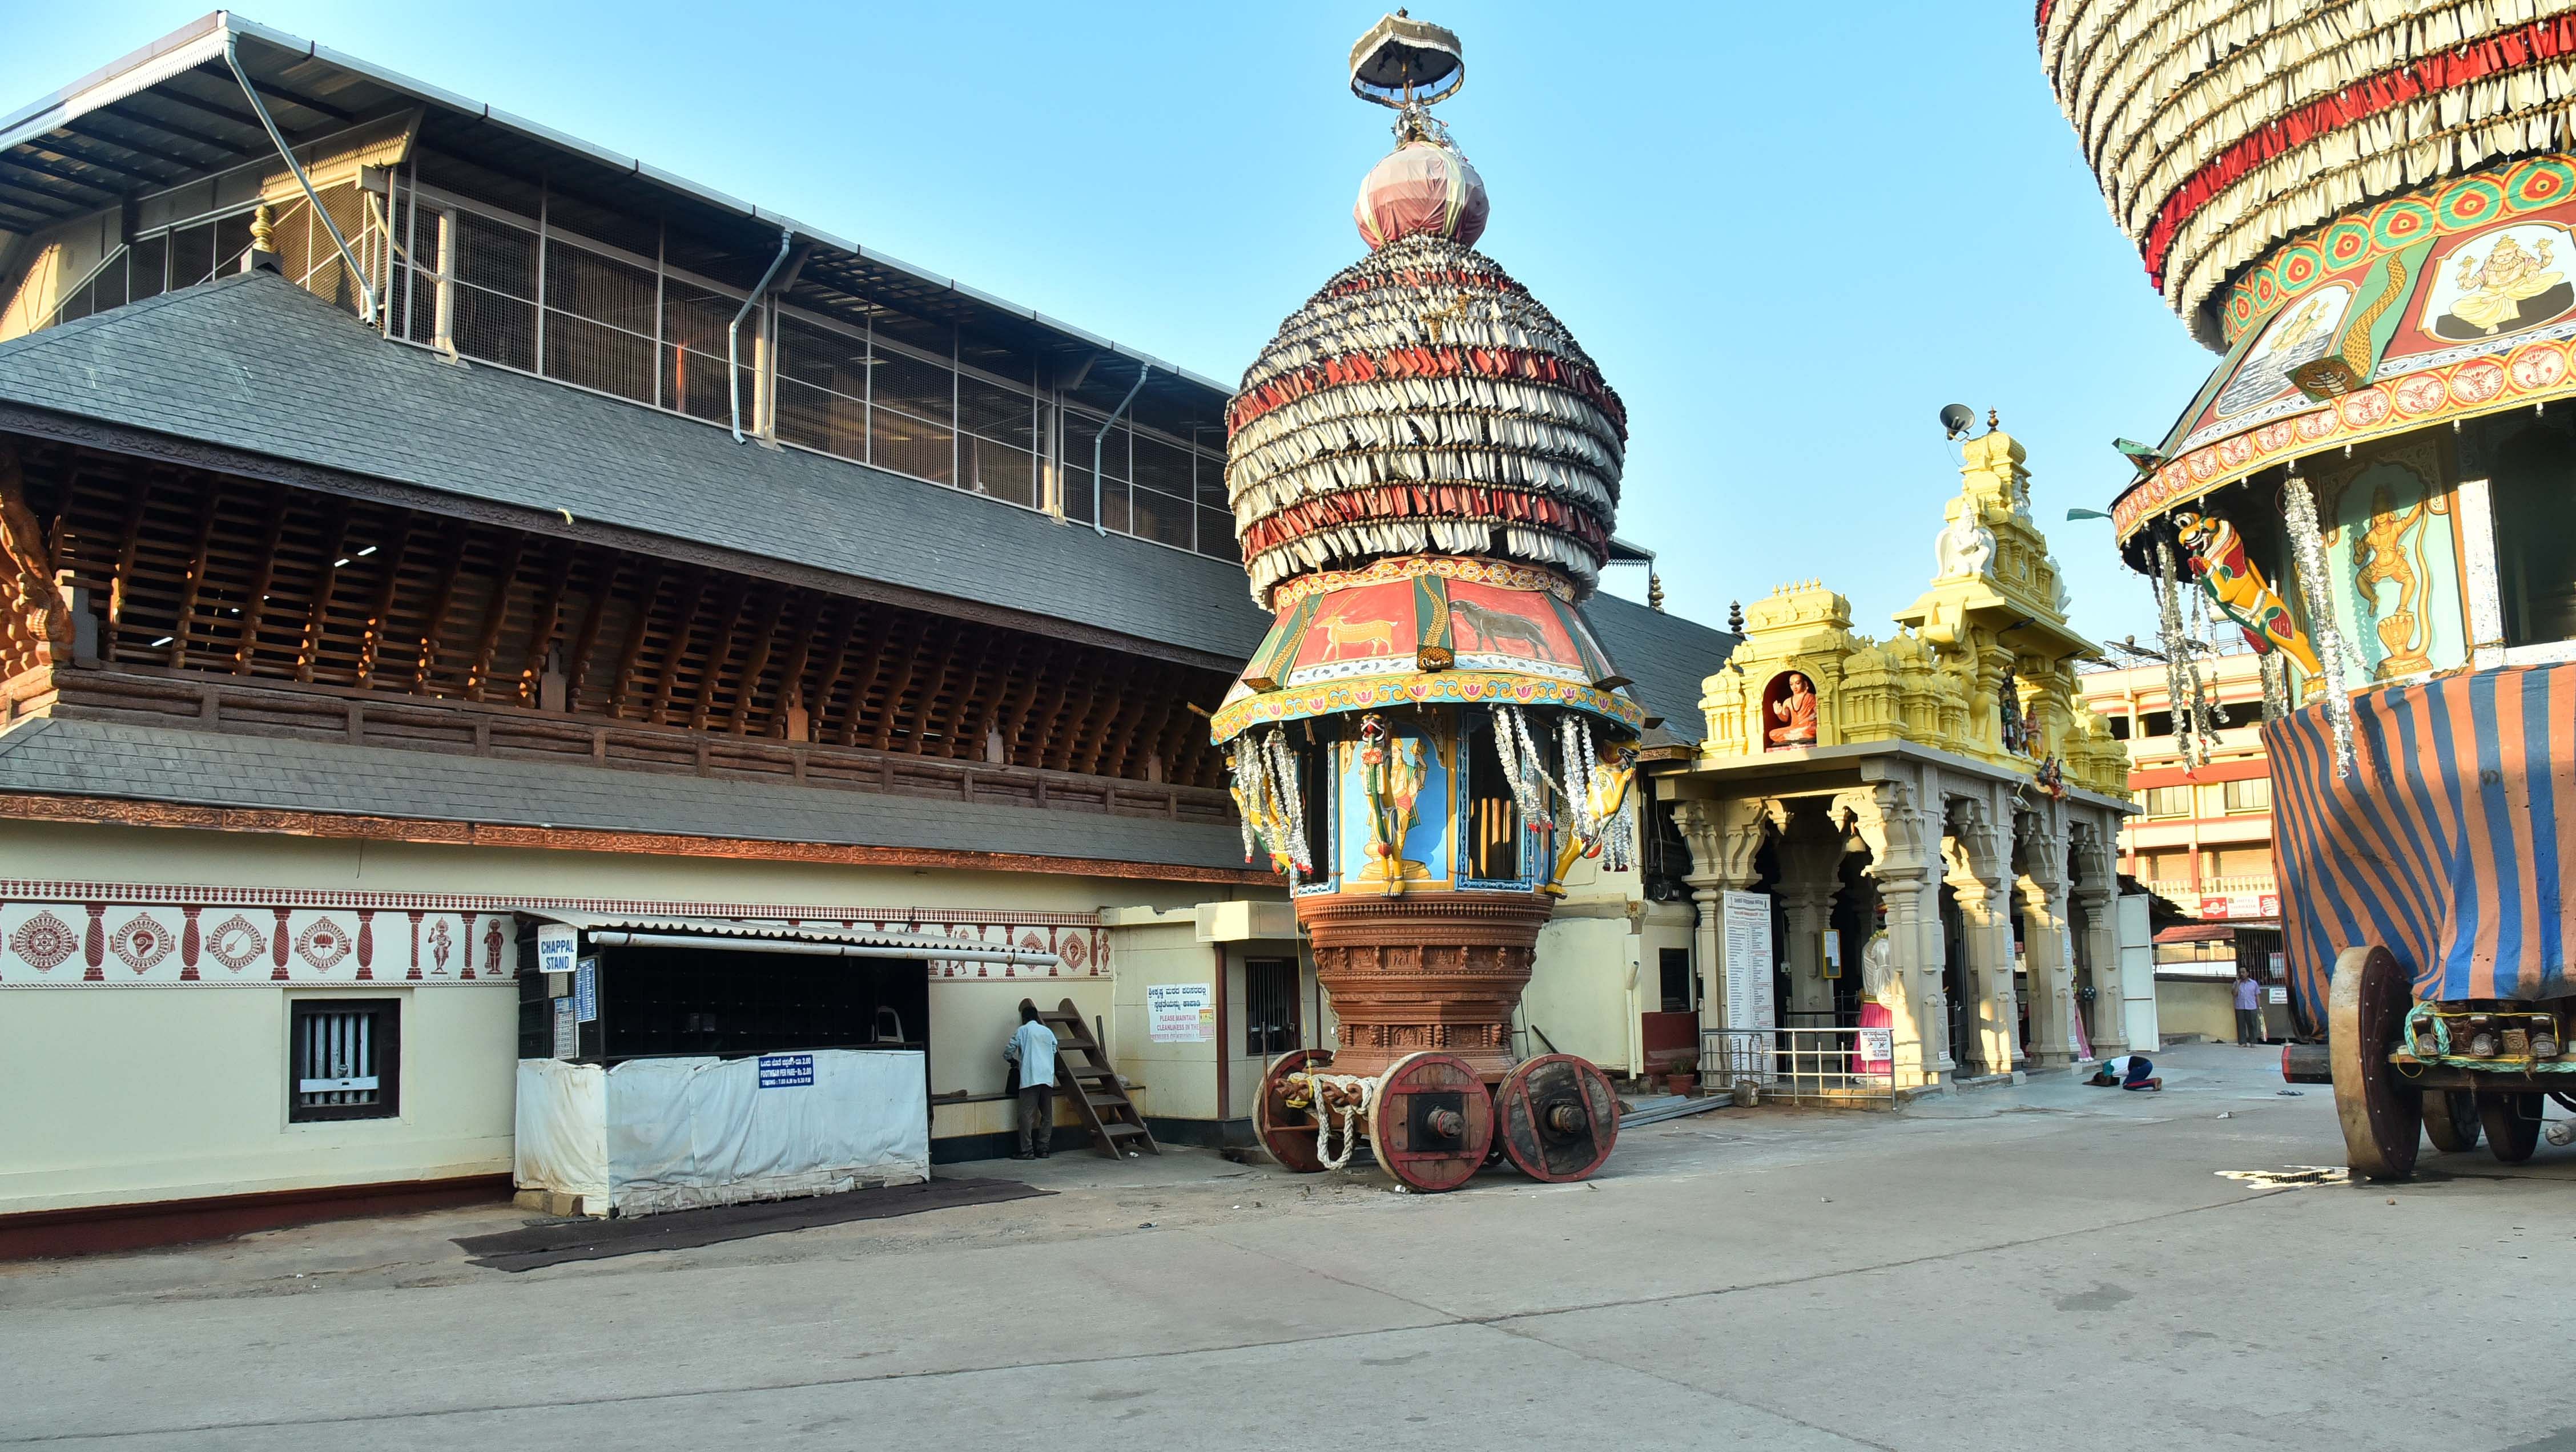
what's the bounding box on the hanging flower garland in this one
[2281,463,2357,777]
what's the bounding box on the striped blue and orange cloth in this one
[2266,662,2574,1019]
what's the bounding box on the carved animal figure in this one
[1449,597,1552,656]
[1312,613,1396,660]
[2174,510,2325,677]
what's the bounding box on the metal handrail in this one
[1702,1025,1905,1107]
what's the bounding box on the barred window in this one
[288,998,401,1123]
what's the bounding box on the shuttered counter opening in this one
[288,998,401,1122]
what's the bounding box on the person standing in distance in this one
[2233,970,2265,1046]
[1005,1003,1060,1159]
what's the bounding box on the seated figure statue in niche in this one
[1765,670,1818,749]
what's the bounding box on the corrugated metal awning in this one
[510,907,1060,966]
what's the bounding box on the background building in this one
[0,14,1733,1251]
[2079,650,2288,1040]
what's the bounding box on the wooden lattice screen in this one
[17,440,1230,787]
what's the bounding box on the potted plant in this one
[1662,1055,1698,1096]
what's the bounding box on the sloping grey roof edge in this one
[0,716,1264,876]
[0,11,1229,397]
[0,274,1274,669]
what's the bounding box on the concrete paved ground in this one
[6,1042,2574,1451]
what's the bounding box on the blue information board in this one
[758,1054,814,1089]
[573,957,598,1023]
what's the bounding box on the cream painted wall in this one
[0,211,118,342]
[0,820,1289,1203]
[1106,913,1224,1123]
[1525,914,1639,1072]
[2155,978,2239,1043]
[0,983,517,1215]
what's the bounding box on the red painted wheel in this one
[2330,945,2420,1181]
[1255,1048,1335,1173]
[1366,1051,1492,1193]
[1495,1053,1619,1182]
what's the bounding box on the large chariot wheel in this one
[1366,1051,1492,1193]
[2480,1092,2543,1164]
[1494,1053,1620,1183]
[2423,1090,2484,1153]
[1254,1047,1336,1173]
[2329,945,2421,1181]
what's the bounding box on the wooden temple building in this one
[0,15,1731,1251]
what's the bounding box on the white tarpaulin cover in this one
[603,1050,929,1215]
[514,1059,609,1204]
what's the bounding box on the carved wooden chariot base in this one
[1297,892,1554,1079]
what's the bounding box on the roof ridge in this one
[0,269,273,368]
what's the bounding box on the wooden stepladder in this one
[1025,997,1159,1159]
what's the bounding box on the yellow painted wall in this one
[1107,912,1224,1123]
[0,211,119,342]
[0,983,517,1215]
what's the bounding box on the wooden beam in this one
[726,587,794,736]
[911,619,983,757]
[409,518,471,693]
[511,538,578,705]
[352,510,417,688]
[686,575,751,732]
[560,550,616,711]
[165,486,223,671]
[605,558,668,717]
[463,531,530,697]
[642,567,709,725]
[1073,656,1143,777]
[987,635,1047,768]
[753,591,824,737]
[839,605,904,749]
[1036,650,1108,772]
[803,598,864,745]
[104,470,151,665]
[868,612,938,751]
[293,496,353,682]
[228,485,291,675]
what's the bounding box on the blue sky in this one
[3,2,2219,647]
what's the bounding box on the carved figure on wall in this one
[1355,715,1428,894]
[2174,510,2324,677]
[1998,666,2028,755]
[2352,482,2435,677]
[1934,512,1995,580]
[1765,670,1818,748]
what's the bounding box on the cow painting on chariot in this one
[2039,1,2576,1178]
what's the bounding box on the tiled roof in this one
[0,273,1266,664]
[0,717,1250,873]
[0,273,1733,738]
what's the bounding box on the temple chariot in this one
[2040,2,2576,1175]
[1214,13,1640,1191]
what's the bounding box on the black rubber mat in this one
[456,1175,1050,1271]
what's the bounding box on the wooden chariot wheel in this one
[2480,1092,2543,1164]
[1365,1051,1494,1193]
[2423,1091,2484,1153]
[1254,1047,1336,1173]
[2330,945,2421,1181]
[1494,1053,1620,1183]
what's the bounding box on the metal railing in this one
[1702,1025,1905,1107]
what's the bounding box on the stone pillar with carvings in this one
[1834,774,1946,1088]
[1941,790,2017,1075]
[1776,808,1847,1022]
[1672,796,1774,1080]
[2015,801,2076,1069]
[2071,814,2127,1060]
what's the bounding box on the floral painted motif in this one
[9,910,77,972]
[296,917,352,971]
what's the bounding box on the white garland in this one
[2154,539,2211,771]
[2281,466,2357,777]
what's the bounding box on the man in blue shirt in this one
[1005,1003,1061,1159]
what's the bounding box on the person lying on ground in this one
[2085,1054,2162,1091]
